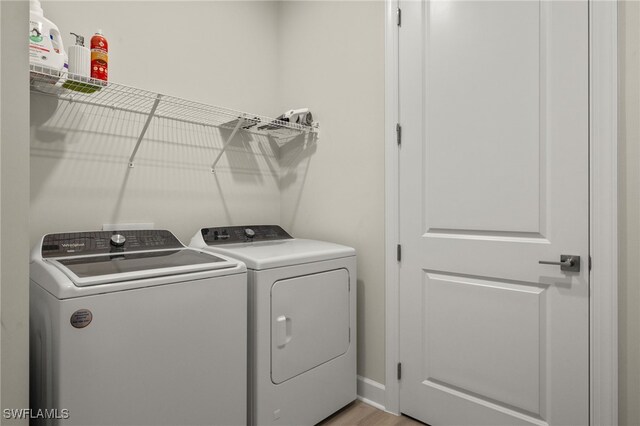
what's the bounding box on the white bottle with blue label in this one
[29,0,66,74]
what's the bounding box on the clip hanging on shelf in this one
[258,108,314,131]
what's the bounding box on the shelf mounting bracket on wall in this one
[128,93,162,168]
[210,114,246,173]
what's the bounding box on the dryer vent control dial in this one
[110,234,126,247]
[244,228,255,239]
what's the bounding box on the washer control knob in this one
[244,228,256,239]
[110,234,126,247]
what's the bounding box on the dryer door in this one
[271,268,350,384]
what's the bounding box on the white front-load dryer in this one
[190,225,357,426]
[30,229,248,426]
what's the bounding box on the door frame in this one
[383,1,619,424]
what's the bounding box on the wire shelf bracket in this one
[210,115,246,173]
[128,93,162,168]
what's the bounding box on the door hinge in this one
[589,256,592,271]
[397,362,402,380]
[397,7,402,27]
[397,244,402,262]
[396,123,402,146]
[349,327,351,342]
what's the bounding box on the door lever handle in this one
[539,255,581,272]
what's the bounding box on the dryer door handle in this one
[276,315,292,348]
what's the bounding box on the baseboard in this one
[356,375,386,411]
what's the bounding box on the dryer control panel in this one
[42,230,183,258]
[202,225,292,245]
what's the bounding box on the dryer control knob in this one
[110,234,126,247]
[244,228,256,239]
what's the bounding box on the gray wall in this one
[277,1,386,384]
[1,0,30,423]
[618,3,640,425]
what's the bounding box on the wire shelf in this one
[29,65,318,170]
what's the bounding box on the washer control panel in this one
[201,225,292,245]
[42,230,183,258]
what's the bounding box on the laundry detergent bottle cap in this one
[29,0,66,73]
[30,0,43,15]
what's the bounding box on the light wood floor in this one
[318,401,425,426]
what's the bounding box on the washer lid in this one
[200,239,355,270]
[46,249,235,287]
[48,248,235,287]
[37,230,238,287]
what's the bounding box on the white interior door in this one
[398,1,589,425]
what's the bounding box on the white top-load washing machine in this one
[30,229,247,426]
[190,225,356,426]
